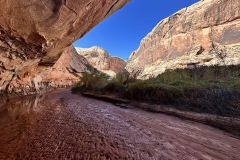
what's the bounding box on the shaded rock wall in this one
[126,0,240,79]
[0,0,130,94]
[110,57,128,74]
[2,46,91,95]
[0,0,129,63]
[76,47,127,77]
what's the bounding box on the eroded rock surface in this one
[0,0,129,93]
[76,47,127,77]
[1,46,92,95]
[126,0,240,79]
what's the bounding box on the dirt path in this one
[0,89,240,159]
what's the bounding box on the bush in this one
[113,73,129,84]
[72,65,240,117]
[71,72,109,93]
[71,84,87,94]
[200,88,240,116]
[104,82,125,93]
[121,65,240,116]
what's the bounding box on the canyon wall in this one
[126,0,240,79]
[0,0,129,94]
[2,46,92,95]
[76,47,127,77]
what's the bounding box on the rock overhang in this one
[0,0,130,64]
[0,0,130,94]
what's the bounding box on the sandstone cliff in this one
[3,46,92,95]
[76,47,127,77]
[0,0,129,94]
[126,0,240,79]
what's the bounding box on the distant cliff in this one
[76,47,127,77]
[126,0,240,79]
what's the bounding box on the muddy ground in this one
[0,89,240,159]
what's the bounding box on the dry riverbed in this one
[0,89,240,159]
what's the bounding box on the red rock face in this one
[4,46,92,95]
[40,46,91,89]
[126,0,240,78]
[110,57,127,74]
[0,0,129,63]
[0,0,130,94]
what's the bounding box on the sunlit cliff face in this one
[126,0,240,79]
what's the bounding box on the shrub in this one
[72,65,240,117]
[71,84,87,94]
[104,82,126,95]
[120,65,240,116]
[72,72,109,93]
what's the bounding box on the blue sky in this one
[73,0,199,60]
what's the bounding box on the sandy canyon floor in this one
[0,89,239,160]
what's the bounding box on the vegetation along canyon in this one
[0,0,240,159]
